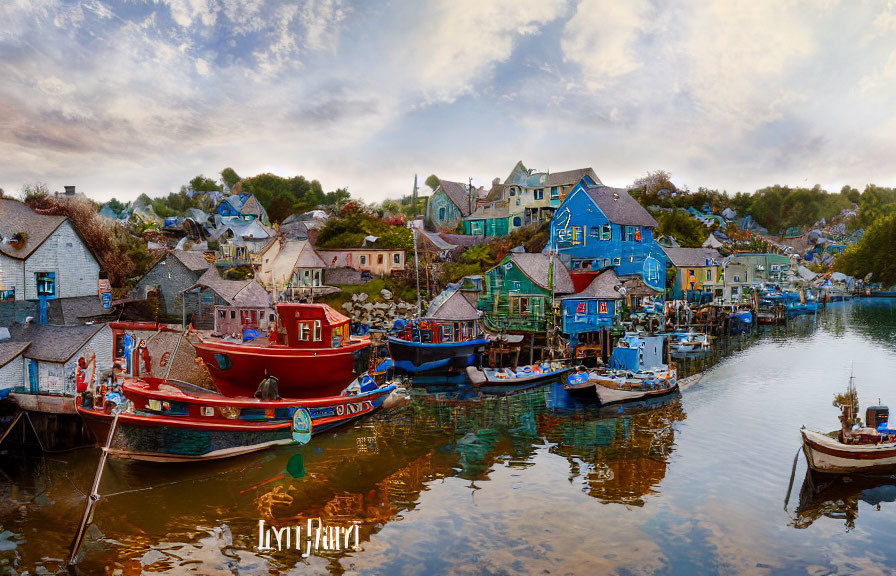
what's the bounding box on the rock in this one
[380,289,393,300]
[374,302,389,310]
[362,303,374,312]
[356,292,369,302]
[341,302,353,311]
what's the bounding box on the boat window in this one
[441,324,453,342]
[313,320,322,341]
[297,321,311,341]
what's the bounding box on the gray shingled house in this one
[135,250,211,318]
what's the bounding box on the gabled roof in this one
[47,296,115,326]
[545,167,600,188]
[0,341,30,368]
[661,247,721,268]
[210,218,274,241]
[437,179,472,216]
[583,186,658,228]
[0,199,67,260]
[187,268,272,307]
[508,253,574,294]
[426,290,481,321]
[7,323,106,363]
[562,269,623,300]
[172,250,212,272]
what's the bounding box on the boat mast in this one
[413,174,422,317]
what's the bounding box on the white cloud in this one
[160,0,218,28]
[561,0,651,90]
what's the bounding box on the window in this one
[438,207,446,220]
[599,301,609,314]
[706,270,712,280]
[518,297,530,315]
[624,226,637,242]
[513,216,522,227]
[571,226,583,245]
[36,272,56,297]
[534,189,544,200]
[590,227,600,238]
[613,257,621,266]
[509,188,516,196]
[393,253,401,264]
[297,322,311,341]
[551,187,560,199]
[230,310,236,319]
[378,254,384,264]
[511,281,521,290]
[601,224,612,241]
[313,320,322,342]
[441,324,453,341]
[360,255,367,265]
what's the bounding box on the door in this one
[28,360,39,394]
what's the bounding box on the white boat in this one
[466,362,571,392]
[801,428,896,474]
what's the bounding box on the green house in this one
[425,179,472,232]
[477,252,574,332]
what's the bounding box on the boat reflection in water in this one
[3,382,685,574]
[793,471,896,530]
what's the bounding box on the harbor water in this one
[2,299,896,575]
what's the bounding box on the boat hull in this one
[193,338,371,398]
[595,381,679,406]
[387,337,488,375]
[465,365,571,394]
[801,429,896,475]
[77,382,395,462]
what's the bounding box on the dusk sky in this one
[2,0,896,203]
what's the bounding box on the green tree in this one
[656,210,708,247]
[221,167,241,188]
[836,212,896,286]
[425,174,440,191]
[189,175,221,192]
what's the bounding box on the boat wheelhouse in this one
[193,303,371,398]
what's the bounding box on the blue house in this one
[218,193,269,225]
[425,179,474,232]
[549,184,666,293]
[560,269,623,345]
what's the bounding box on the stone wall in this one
[340,289,417,330]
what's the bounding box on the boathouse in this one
[560,269,623,345]
[549,183,666,294]
[317,248,406,277]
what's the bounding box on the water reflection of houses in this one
[539,395,686,506]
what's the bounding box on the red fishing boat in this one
[76,376,400,462]
[193,303,371,398]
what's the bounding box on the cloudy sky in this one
[1,0,896,204]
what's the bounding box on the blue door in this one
[28,360,39,394]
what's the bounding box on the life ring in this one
[519,366,532,373]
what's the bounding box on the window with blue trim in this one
[36,272,56,297]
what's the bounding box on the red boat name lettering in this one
[335,401,373,416]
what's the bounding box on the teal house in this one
[463,200,509,237]
[425,179,473,232]
[550,183,666,293]
[477,252,574,333]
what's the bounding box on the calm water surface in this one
[2,299,896,575]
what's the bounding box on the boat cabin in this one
[396,318,480,345]
[610,334,665,371]
[277,303,351,348]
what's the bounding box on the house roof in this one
[545,167,600,188]
[418,229,454,251]
[209,218,274,241]
[619,274,662,296]
[661,247,721,268]
[172,250,212,272]
[47,296,115,326]
[437,179,473,216]
[562,269,623,300]
[0,341,30,368]
[465,200,509,220]
[426,290,481,321]
[509,253,575,294]
[7,323,106,363]
[262,240,326,287]
[0,199,67,260]
[440,233,485,247]
[188,268,272,307]
[702,233,725,249]
[584,186,658,228]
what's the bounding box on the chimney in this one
[64,185,76,196]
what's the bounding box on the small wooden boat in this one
[801,428,896,475]
[566,367,678,405]
[465,362,571,394]
[800,372,896,475]
[76,377,399,462]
